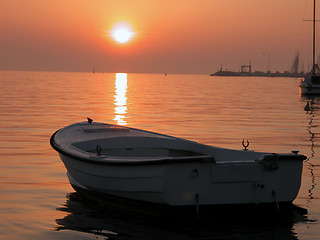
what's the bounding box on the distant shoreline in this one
[210,70,307,78]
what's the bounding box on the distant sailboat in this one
[93,66,95,74]
[299,0,320,94]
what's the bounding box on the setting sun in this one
[110,23,135,44]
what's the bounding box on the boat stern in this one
[162,152,306,207]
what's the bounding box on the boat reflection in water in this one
[55,192,308,240]
[114,73,127,125]
[302,96,320,203]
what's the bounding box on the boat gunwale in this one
[50,130,216,166]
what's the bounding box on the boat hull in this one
[299,76,320,95]
[58,152,303,206]
[299,85,320,95]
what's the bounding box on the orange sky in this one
[0,0,318,74]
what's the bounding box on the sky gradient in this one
[0,0,319,74]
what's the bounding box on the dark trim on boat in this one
[50,130,215,166]
[278,154,307,161]
[50,129,307,165]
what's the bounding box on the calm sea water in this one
[0,71,319,239]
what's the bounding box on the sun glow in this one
[110,23,135,44]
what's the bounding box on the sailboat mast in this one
[313,0,316,75]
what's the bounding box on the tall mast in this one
[313,0,316,75]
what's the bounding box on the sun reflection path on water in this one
[114,73,128,125]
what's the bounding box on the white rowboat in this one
[50,119,306,207]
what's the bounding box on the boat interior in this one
[88,147,205,158]
[72,136,208,158]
